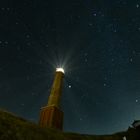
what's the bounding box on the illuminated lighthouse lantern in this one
[39,68,64,130]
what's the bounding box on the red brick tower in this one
[39,68,64,130]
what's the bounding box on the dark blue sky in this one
[0,0,140,135]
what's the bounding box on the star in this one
[136,4,139,8]
[136,99,138,103]
[103,83,107,87]
[130,58,133,62]
[84,53,88,56]
[26,34,30,38]
[88,23,93,26]
[21,103,25,106]
[85,58,88,62]
[80,118,83,121]
[4,41,8,45]
[111,58,114,62]
[26,76,30,81]
[31,92,35,96]
[113,29,117,33]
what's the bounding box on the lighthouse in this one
[39,68,64,130]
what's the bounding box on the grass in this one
[0,108,139,140]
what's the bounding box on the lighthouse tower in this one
[39,68,64,130]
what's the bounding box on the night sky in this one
[0,0,140,135]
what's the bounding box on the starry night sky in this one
[0,0,140,135]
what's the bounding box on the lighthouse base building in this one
[39,106,63,130]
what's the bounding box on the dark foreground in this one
[0,109,139,140]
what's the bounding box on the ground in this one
[0,109,139,140]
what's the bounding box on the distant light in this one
[123,136,127,140]
[56,68,65,74]
[68,85,71,88]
